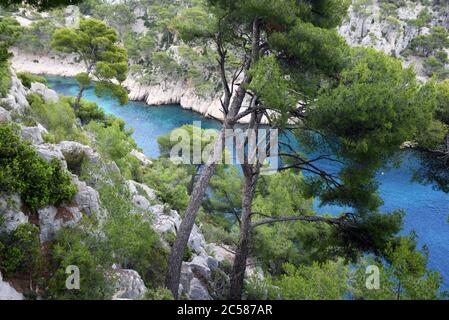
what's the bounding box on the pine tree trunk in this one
[165,84,248,297]
[73,84,85,110]
[165,17,261,299]
[229,167,259,300]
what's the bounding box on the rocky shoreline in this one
[10,50,253,123]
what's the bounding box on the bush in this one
[144,287,174,300]
[100,183,169,288]
[46,225,114,300]
[0,223,41,278]
[143,158,191,212]
[77,99,106,124]
[0,124,77,210]
[0,62,10,98]
[17,71,47,89]
[28,94,86,143]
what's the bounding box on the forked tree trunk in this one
[165,82,250,298]
[165,18,261,299]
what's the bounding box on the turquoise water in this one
[46,76,449,290]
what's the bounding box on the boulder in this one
[58,141,101,165]
[30,82,59,103]
[130,149,152,167]
[132,194,152,211]
[0,107,11,123]
[0,71,29,115]
[0,194,28,232]
[127,180,157,201]
[71,175,101,217]
[0,272,24,300]
[149,204,181,235]
[206,243,235,264]
[179,262,194,297]
[20,125,44,145]
[189,224,207,255]
[38,205,83,242]
[188,255,211,280]
[111,267,147,300]
[35,143,67,167]
[188,278,211,300]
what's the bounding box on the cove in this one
[46,76,449,290]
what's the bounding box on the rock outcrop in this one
[111,266,147,300]
[30,82,59,103]
[0,272,24,300]
[0,70,29,116]
[0,194,29,232]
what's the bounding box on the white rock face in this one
[0,107,11,123]
[71,175,101,217]
[0,70,29,115]
[38,205,83,242]
[179,263,212,300]
[127,180,157,202]
[20,125,44,145]
[0,272,24,300]
[111,267,147,300]
[207,243,234,263]
[35,143,67,167]
[58,140,102,167]
[30,82,59,104]
[0,194,28,232]
[130,149,152,167]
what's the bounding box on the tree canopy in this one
[51,18,128,107]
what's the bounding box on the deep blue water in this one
[46,76,449,290]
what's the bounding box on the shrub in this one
[0,124,77,210]
[17,71,47,89]
[143,158,191,211]
[100,184,169,288]
[77,99,106,124]
[0,62,10,98]
[144,287,174,300]
[0,223,41,278]
[28,94,86,143]
[46,225,114,300]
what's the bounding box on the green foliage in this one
[0,61,10,98]
[408,26,449,57]
[17,72,47,89]
[157,124,218,163]
[76,99,106,125]
[15,19,56,54]
[0,123,77,210]
[143,158,191,211]
[144,287,174,300]
[0,16,21,97]
[352,237,444,300]
[85,120,142,181]
[0,223,41,278]
[46,225,114,300]
[1,0,83,10]
[28,94,86,143]
[51,18,128,104]
[275,261,349,300]
[413,80,449,192]
[408,8,433,27]
[308,48,433,210]
[100,183,168,288]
